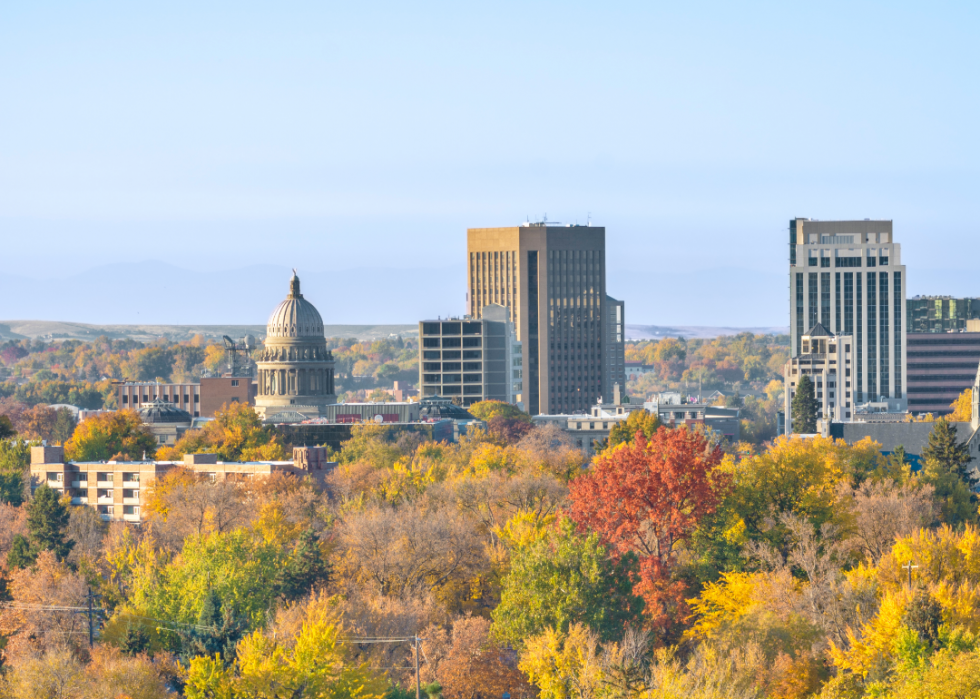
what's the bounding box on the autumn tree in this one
[468,400,532,424]
[791,375,818,434]
[157,401,288,462]
[19,404,57,442]
[51,406,77,445]
[603,410,663,452]
[10,483,76,566]
[64,409,158,461]
[948,388,972,422]
[493,516,645,648]
[0,414,15,439]
[569,426,729,635]
[436,617,533,699]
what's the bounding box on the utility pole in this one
[85,588,101,647]
[903,560,918,589]
[415,635,421,699]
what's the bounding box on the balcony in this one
[96,480,113,489]
[71,497,89,505]
[70,480,88,489]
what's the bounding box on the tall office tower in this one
[788,219,907,411]
[604,296,626,401]
[468,224,607,415]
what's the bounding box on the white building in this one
[784,323,854,433]
[788,219,906,412]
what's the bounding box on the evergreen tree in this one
[791,374,818,434]
[6,534,35,570]
[26,484,74,561]
[278,529,331,601]
[921,419,976,487]
[120,625,151,656]
[181,589,249,662]
[0,415,14,440]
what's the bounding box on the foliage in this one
[791,374,818,434]
[569,426,728,635]
[493,516,645,648]
[64,409,158,461]
[468,400,532,424]
[157,401,289,462]
[184,593,387,699]
[0,437,32,505]
[24,483,75,562]
[602,410,663,452]
[949,388,972,422]
[921,418,976,488]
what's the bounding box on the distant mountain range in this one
[0,260,967,334]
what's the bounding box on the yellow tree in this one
[949,388,972,422]
[64,409,158,461]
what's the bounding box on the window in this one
[820,257,830,268]
[194,395,200,402]
[123,473,139,482]
[231,379,239,387]
[423,351,440,360]
[423,338,440,348]
[123,505,138,516]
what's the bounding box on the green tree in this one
[791,374,818,434]
[492,516,645,649]
[26,483,74,561]
[0,438,32,505]
[0,414,14,439]
[921,419,976,487]
[120,625,152,656]
[180,588,249,662]
[277,529,331,601]
[602,410,663,452]
[6,533,35,569]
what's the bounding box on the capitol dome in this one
[266,271,324,339]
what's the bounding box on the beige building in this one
[30,446,335,524]
[788,218,906,411]
[467,224,613,415]
[116,377,257,418]
[255,272,337,419]
[784,323,855,433]
[532,384,644,458]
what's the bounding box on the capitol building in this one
[254,271,337,419]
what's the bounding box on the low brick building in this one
[116,377,257,418]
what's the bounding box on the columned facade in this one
[254,272,337,419]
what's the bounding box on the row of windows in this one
[422,337,482,348]
[807,256,890,268]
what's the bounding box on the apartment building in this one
[30,446,334,524]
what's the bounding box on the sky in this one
[1,1,978,325]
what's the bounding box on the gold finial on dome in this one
[289,269,301,298]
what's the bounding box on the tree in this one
[51,407,77,445]
[436,617,534,699]
[184,594,387,699]
[20,405,57,441]
[492,516,645,648]
[64,409,157,462]
[0,414,14,439]
[6,533,34,569]
[26,483,74,562]
[156,402,288,462]
[603,410,662,452]
[568,426,728,635]
[921,419,976,488]
[791,375,818,434]
[277,529,331,601]
[949,388,972,422]
[0,437,31,505]
[180,588,249,662]
[468,400,532,424]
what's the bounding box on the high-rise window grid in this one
[856,274,863,403]
[835,273,842,332]
[821,272,831,327]
[796,274,804,355]
[844,273,853,334]
[894,272,903,398]
[880,272,890,398]
[809,274,818,330]
[867,272,877,399]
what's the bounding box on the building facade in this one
[467,224,610,415]
[604,296,626,402]
[907,296,980,334]
[418,304,522,408]
[906,332,980,415]
[783,324,855,432]
[788,219,907,411]
[29,446,335,524]
[255,272,337,419]
[116,377,257,419]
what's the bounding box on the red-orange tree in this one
[568,426,730,636]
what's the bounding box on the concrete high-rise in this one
[467,224,611,415]
[788,219,907,411]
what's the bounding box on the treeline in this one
[625,333,790,398]
[327,336,419,396]
[2,396,980,697]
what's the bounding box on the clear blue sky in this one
[1,1,978,324]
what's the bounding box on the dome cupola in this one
[266,270,324,339]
